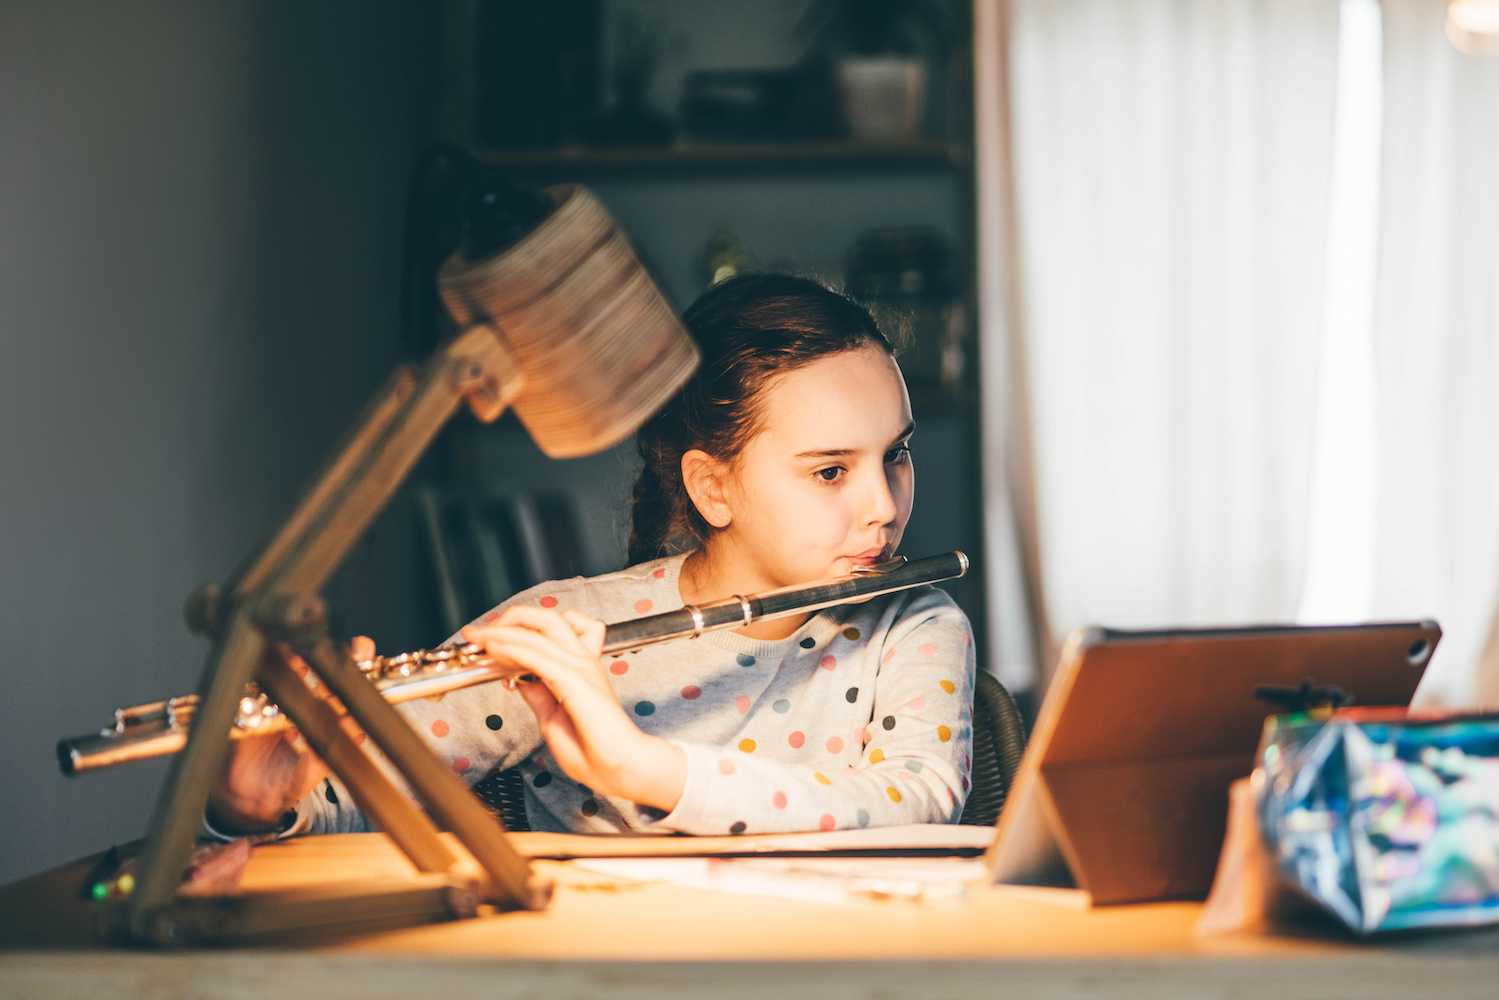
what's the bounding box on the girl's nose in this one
[866,467,900,527]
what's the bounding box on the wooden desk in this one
[3,833,1497,998]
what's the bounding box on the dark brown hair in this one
[627,273,896,564]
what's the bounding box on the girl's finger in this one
[350,635,376,661]
[560,609,607,654]
[483,642,623,733]
[475,636,594,696]
[514,676,560,726]
[486,605,594,657]
[473,626,609,691]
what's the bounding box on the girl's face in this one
[715,344,915,588]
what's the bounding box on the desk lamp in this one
[120,161,698,945]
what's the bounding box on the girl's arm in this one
[650,592,976,835]
[289,584,575,835]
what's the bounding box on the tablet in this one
[984,621,1440,904]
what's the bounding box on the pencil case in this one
[1254,708,1499,933]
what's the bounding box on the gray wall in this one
[0,2,436,885]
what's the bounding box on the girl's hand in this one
[461,607,686,812]
[208,636,374,833]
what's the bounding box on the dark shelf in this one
[477,139,967,176]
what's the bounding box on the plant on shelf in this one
[799,0,953,140]
[583,8,684,146]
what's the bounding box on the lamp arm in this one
[128,325,525,935]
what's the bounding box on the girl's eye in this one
[815,466,846,483]
[885,444,912,464]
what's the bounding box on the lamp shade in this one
[438,185,699,458]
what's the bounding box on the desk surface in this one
[3,833,1497,999]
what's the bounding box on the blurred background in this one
[2,0,1496,885]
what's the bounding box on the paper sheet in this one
[571,855,988,905]
[509,823,995,860]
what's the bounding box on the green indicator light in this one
[90,882,109,902]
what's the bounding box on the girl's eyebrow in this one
[795,421,916,459]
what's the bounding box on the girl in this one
[210,273,975,837]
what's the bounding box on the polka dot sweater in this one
[297,552,976,837]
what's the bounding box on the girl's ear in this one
[681,449,733,529]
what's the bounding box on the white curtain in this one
[978,0,1343,690]
[1373,0,1499,707]
[978,0,1499,704]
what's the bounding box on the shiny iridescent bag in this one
[1255,709,1499,933]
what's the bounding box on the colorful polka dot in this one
[634,598,654,614]
[739,738,757,753]
[324,781,339,805]
[773,698,791,714]
[819,814,837,831]
[533,771,552,787]
[882,715,897,731]
[842,627,861,641]
[907,695,925,711]
[609,659,629,676]
[430,719,450,738]
[652,567,666,579]
[845,686,859,703]
[937,725,952,742]
[905,760,924,773]
[681,685,702,700]
[485,714,503,731]
[736,654,756,667]
[539,595,559,608]
[718,758,736,775]
[825,736,845,754]
[634,701,656,717]
[856,809,871,827]
[772,790,788,809]
[730,821,747,835]
[886,786,903,803]
[452,756,471,774]
[788,730,806,749]
[919,642,938,656]
[735,695,751,714]
[580,798,600,817]
[819,654,837,671]
[814,771,832,785]
[939,679,956,694]
[883,648,897,664]
[799,637,816,649]
[869,748,886,764]
[861,726,874,744]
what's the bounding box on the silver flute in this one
[58,551,967,775]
